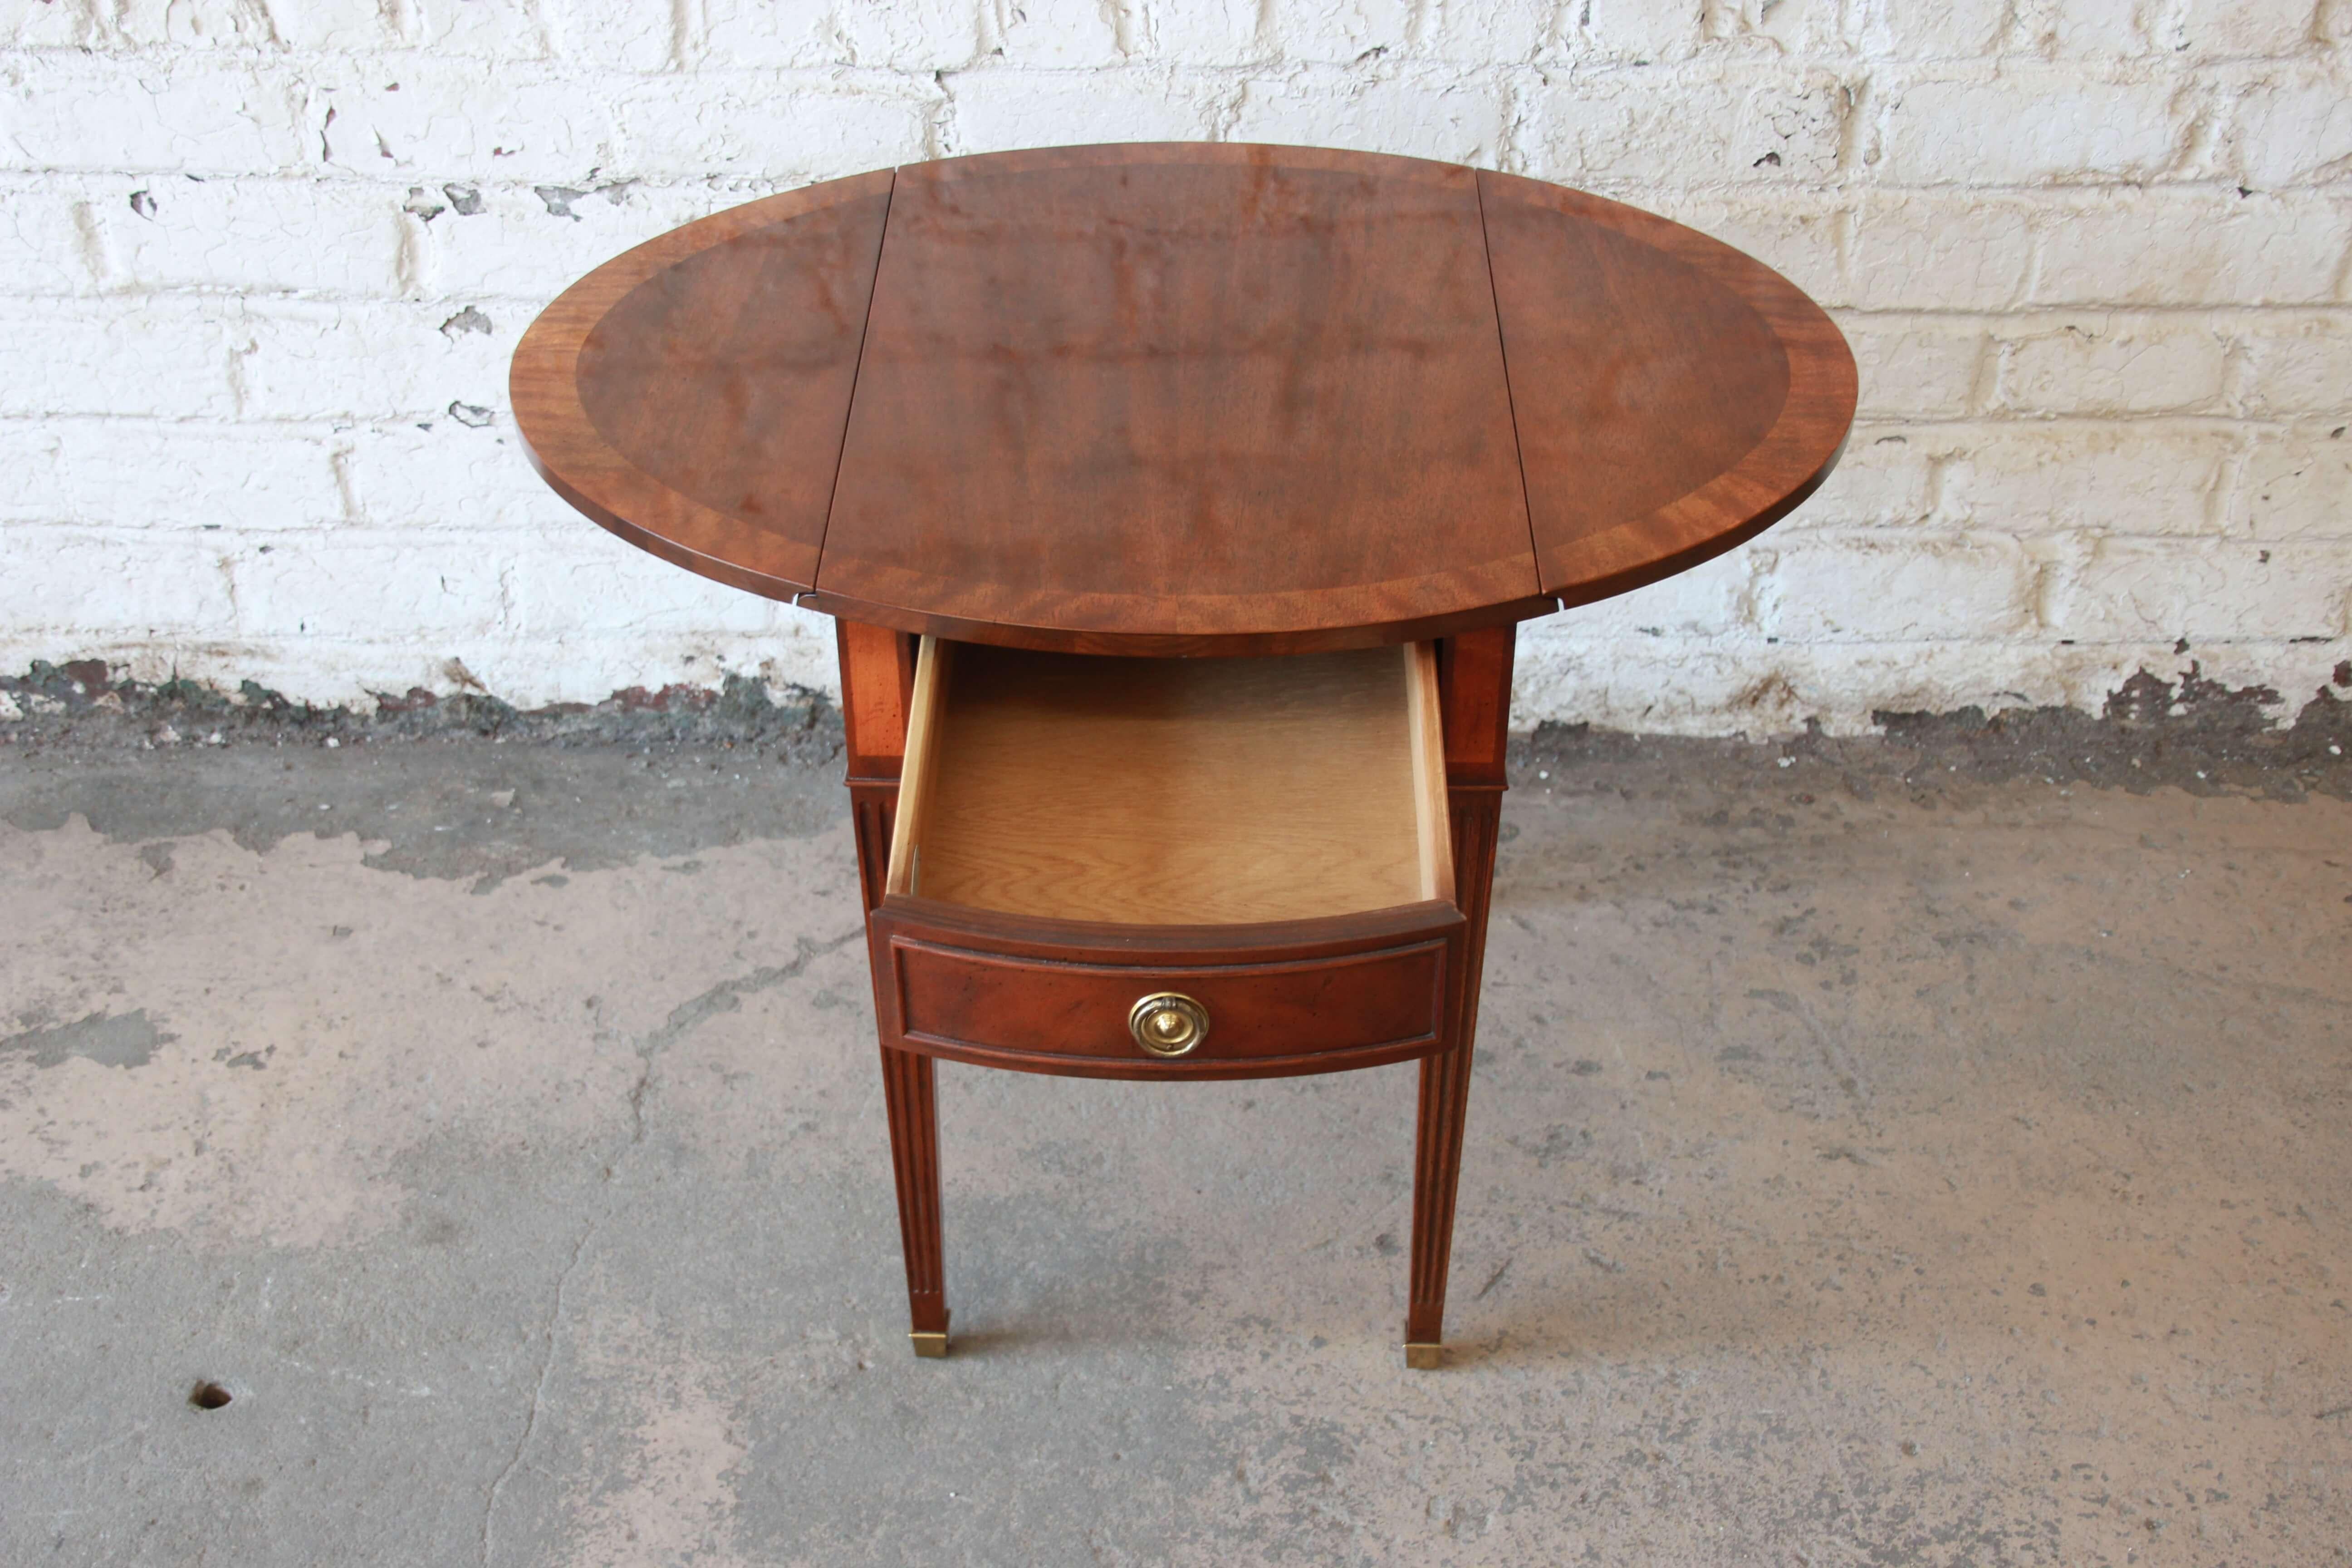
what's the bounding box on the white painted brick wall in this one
[1,0,2346,735]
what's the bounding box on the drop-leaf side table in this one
[513,143,1855,1367]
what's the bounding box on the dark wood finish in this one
[1477,171,1857,608]
[841,622,945,1342]
[812,144,1540,652]
[526,147,1847,1360]
[1437,624,1514,788]
[868,897,1462,1080]
[518,145,1852,657]
[511,171,894,599]
[837,619,916,781]
[839,620,916,916]
[877,1043,948,1338]
[1406,627,1516,1358]
[843,624,1512,1353]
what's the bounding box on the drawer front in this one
[870,899,1462,1080]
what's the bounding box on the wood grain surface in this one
[516,144,1855,654]
[885,927,1450,1074]
[510,171,893,598]
[1478,170,1858,605]
[1406,623,1514,1356]
[866,895,1464,1081]
[812,144,1539,650]
[887,637,1450,926]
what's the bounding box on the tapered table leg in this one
[1405,778,1505,1369]
[838,622,950,1357]
[879,1045,950,1355]
[1407,1044,1475,1367]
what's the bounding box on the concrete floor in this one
[2,723,2348,1566]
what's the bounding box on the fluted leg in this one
[1406,782,1503,1367]
[878,1045,950,1354]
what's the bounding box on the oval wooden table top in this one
[513,143,1857,657]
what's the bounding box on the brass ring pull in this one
[1128,993,1209,1058]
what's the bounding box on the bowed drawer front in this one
[867,637,1464,1080]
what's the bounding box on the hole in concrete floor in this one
[189,1381,233,1410]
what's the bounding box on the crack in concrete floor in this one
[477,928,865,1567]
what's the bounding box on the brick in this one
[1550,548,1756,640]
[0,4,2346,727]
[0,297,240,418]
[2159,0,2332,59]
[949,69,1232,153]
[11,176,413,299]
[402,179,764,304]
[1523,65,1848,184]
[988,0,1134,68]
[1509,630,1788,736]
[2218,67,2352,187]
[698,0,856,68]
[1851,0,2010,60]
[442,612,838,706]
[539,0,678,72]
[0,420,344,529]
[1391,0,1555,64]
[1259,0,1416,64]
[1644,189,1847,305]
[1511,635,2098,737]
[228,531,508,640]
[610,73,934,181]
[1931,421,2237,537]
[1783,425,1935,529]
[2029,190,2352,307]
[0,0,108,48]
[1872,71,2188,184]
[0,183,109,294]
[1128,0,1263,67]
[336,423,574,532]
[1841,315,1988,418]
[833,0,990,68]
[215,299,514,422]
[1756,532,2038,642]
[1994,315,2230,416]
[2046,536,2346,641]
[97,0,305,48]
[0,55,311,174]
[704,0,983,69]
[1847,190,2034,311]
[2004,0,2156,57]
[1564,0,1707,64]
[1701,0,1853,56]
[412,0,558,59]
[0,525,235,633]
[2229,313,2352,416]
[103,0,412,50]
[1229,65,1513,166]
[313,64,623,184]
[500,529,790,639]
[2234,425,2352,539]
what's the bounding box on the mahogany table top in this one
[513,143,1856,657]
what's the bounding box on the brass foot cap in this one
[1404,1342,1443,1370]
[909,1331,950,1359]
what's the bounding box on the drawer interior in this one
[886,639,1453,926]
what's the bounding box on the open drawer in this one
[867,638,1466,1079]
